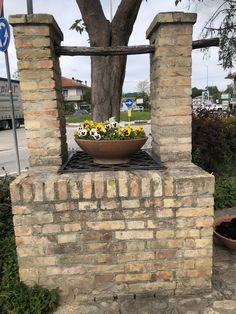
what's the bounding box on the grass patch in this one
[0,175,58,314]
[66,111,151,123]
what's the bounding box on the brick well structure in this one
[9,13,215,302]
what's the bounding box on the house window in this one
[63,89,68,97]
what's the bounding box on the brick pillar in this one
[146,12,197,163]
[9,14,67,169]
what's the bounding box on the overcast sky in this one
[0,0,233,92]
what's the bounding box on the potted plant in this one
[74,118,147,164]
[214,214,236,251]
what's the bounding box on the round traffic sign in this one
[0,17,10,52]
[125,98,133,108]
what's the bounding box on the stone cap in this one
[9,14,63,41]
[146,12,197,39]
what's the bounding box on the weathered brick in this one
[100,200,119,210]
[69,180,80,199]
[155,208,174,218]
[115,230,153,240]
[80,231,112,242]
[127,221,145,229]
[64,223,82,232]
[118,171,128,197]
[22,183,33,201]
[117,252,154,263]
[106,176,117,198]
[55,202,77,212]
[126,241,146,251]
[156,271,174,280]
[125,263,145,273]
[176,229,199,238]
[12,206,31,215]
[42,224,61,234]
[44,180,55,201]
[155,249,177,259]
[121,199,140,209]
[116,273,151,282]
[19,268,39,281]
[151,172,162,196]
[141,177,151,197]
[34,182,44,201]
[86,221,125,230]
[57,233,76,243]
[156,230,175,239]
[195,217,214,228]
[94,173,104,198]
[78,201,98,211]
[164,176,174,196]
[129,173,140,197]
[82,174,93,199]
[57,180,68,201]
[14,226,32,236]
[176,207,213,217]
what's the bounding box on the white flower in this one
[79,129,87,136]
[110,121,118,128]
[90,128,97,136]
[94,134,101,140]
[77,124,83,131]
[109,117,116,123]
[105,124,111,130]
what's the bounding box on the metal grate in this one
[60,150,164,173]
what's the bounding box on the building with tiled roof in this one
[61,76,90,110]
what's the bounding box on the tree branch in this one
[112,0,143,44]
[75,0,110,45]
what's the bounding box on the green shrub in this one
[0,175,58,314]
[192,110,236,173]
[214,171,236,209]
[192,110,236,209]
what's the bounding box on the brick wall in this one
[11,167,214,301]
[9,12,215,302]
[9,14,68,168]
[147,12,197,163]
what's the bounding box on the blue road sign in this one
[125,98,133,108]
[0,17,10,52]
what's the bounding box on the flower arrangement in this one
[74,118,146,141]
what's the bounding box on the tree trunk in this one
[76,0,142,121]
[91,55,126,121]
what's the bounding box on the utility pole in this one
[27,0,33,14]
[110,0,113,21]
[206,65,209,91]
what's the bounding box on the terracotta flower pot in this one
[75,137,148,164]
[214,215,236,251]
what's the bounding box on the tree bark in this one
[76,0,142,121]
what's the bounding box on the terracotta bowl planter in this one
[75,137,148,164]
[214,215,236,251]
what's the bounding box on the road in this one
[0,124,151,176]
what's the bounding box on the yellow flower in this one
[135,125,145,134]
[116,128,123,137]
[96,123,106,133]
[124,127,131,137]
